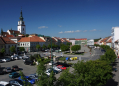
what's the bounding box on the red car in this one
[57,65,67,70]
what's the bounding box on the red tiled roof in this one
[9,30,20,34]
[2,32,9,36]
[1,37,16,44]
[107,38,112,43]
[18,36,46,42]
[100,38,108,43]
[0,37,5,44]
[6,35,14,37]
[52,38,57,42]
[75,38,87,40]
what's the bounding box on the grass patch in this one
[59,57,66,61]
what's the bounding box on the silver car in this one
[28,74,39,81]
[5,67,12,73]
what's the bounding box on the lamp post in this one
[50,37,53,70]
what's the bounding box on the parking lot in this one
[0,59,37,82]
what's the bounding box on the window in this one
[23,28,24,31]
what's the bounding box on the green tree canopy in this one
[66,42,72,46]
[0,48,5,53]
[36,44,41,50]
[42,44,47,49]
[71,45,81,52]
[25,34,29,37]
[9,46,16,53]
[19,47,25,52]
[58,60,112,86]
[60,44,69,52]
[94,44,100,47]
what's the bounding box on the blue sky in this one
[0,0,119,39]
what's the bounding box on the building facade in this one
[111,27,119,48]
[87,39,94,46]
[75,38,87,45]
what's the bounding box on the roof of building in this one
[0,37,5,44]
[1,37,16,44]
[107,38,112,43]
[18,36,46,42]
[68,38,75,40]
[9,30,20,34]
[2,32,9,36]
[6,35,14,37]
[100,36,111,43]
[52,38,57,42]
[75,38,87,40]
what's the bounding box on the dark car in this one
[9,79,24,86]
[24,60,33,65]
[55,62,71,67]
[12,65,19,71]
[0,68,5,75]
[9,72,20,78]
[0,59,3,63]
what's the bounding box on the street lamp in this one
[50,37,53,70]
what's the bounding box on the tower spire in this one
[19,7,24,21]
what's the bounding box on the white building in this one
[17,36,45,52]
[87,39,94,46]
[67,38,75,45]
[17,8,26,35]
[111,27,119,48]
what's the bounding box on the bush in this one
[33,62,36,65]
[59,57,66,61]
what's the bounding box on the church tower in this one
[17,8,26,35]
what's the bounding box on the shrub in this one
[33,62,36,65]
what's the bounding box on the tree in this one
[19,71,32,86]
[36,61,48,86]
[71,45,81,52]
[73,60,112,86]
[47,70,56,86]
[36,44,40,51]
[47,44,51,49]
[19,47,25,52]
[42,44,47,49]
[9,46,16,53]
[66,42,72,46]
[60,44,69,52]
[1,28,3,35]
[0,48,5,56]
[94,44,100,47]
[25,34,29,37]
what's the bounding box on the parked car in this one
[22,55,29,59]
[23,58,29,62]
[0,81,11,86]
[18,76,35,84]
[9,79,24,86]
[9,72,20,78]
[56,62,71,67]
[24,60,33,65]
[57,65,67,70]
[5,67,12,73]
[12,65,19,71]
[46,68,59,74]
[53,66,62,72]
[0,59,3,63]
[18,56,23,59]
[45,71,50,76]
[0,68,5,75]
[49,61,56,66]
[1,58,10,62]
[28,74,39,81]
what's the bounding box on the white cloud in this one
[90,29,96,31]
[58,25,62,27]
[38,26,48,29]
[64,31,74,33]
[75,30,81,32]
[83,30,88,32]
[59,31,63,33]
